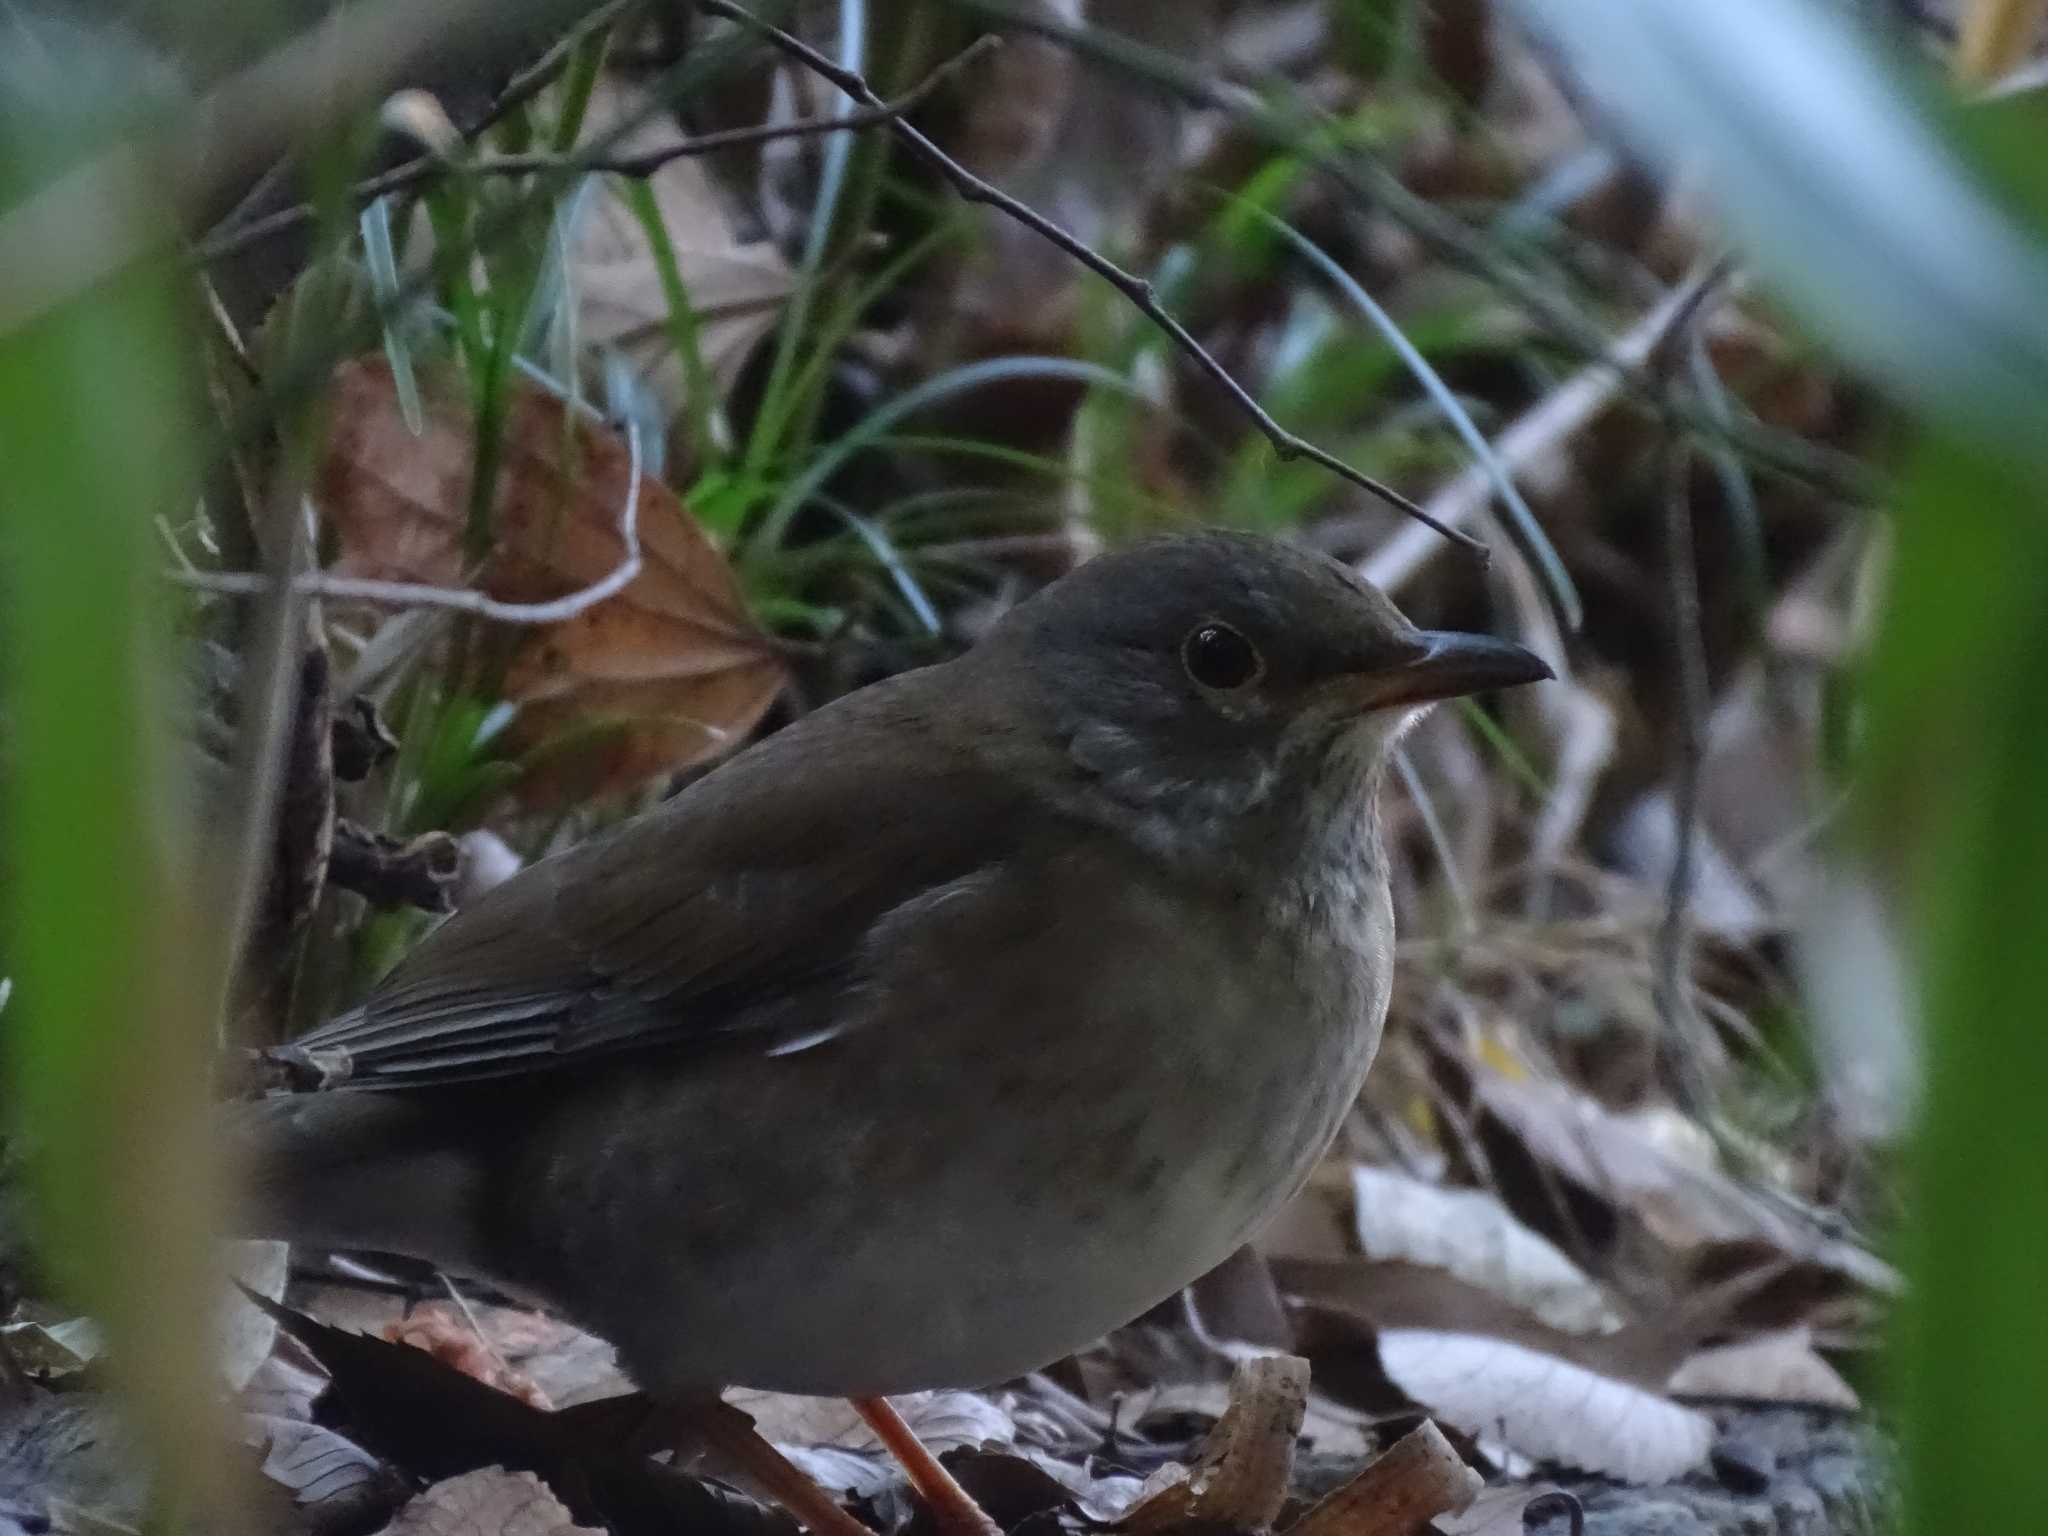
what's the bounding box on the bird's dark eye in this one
[1181,621,1263,690]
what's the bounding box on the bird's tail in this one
[225,1092,487,1272]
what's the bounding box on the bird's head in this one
[979,530,1552,849]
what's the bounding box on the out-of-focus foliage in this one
[1501,0,2048,1526]
[0,109,228,1528]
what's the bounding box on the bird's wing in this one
[281,677,1028,1089]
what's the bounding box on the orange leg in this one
[850,1396,1003,1536]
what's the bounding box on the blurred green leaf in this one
[1507,0,2048,465]
[0,217,225,1514]
[1869,432,2048,1530]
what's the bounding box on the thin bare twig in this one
[1648,274,1735,1118]
[699,0,1486,559]
[482,0,640,128]
[172,421,645,622]
[1654,434,1712,1118]
[193,36,998,266]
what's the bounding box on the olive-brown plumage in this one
[240,531,1548,1397]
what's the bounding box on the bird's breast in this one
[489,826,1394,1397]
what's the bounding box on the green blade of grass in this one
[1866,432,2048,1533]
[361,194,424,433]
[742,355,1136,564]
[1238,198,1582,630]
[620,175,720,471]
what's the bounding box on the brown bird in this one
[239,531,1549,1533]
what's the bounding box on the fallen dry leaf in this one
[1375,1330,1713,1485]
[1277,1258,1692,1390]
[219,1239,289,1392]
[1286,1419,1481,1536]
[0,1317,103,1378]
[1348,1164,1623,1337]
[1113,1379,1377,1463]
[246,1413,403,1523]
[727,1388,1016,1456]
[316,356,789,804]
[1666,1328,1860,1410]
[1121,1354,1308,1531]
[1470,1068,1898,1318]
[378,1467,598,1536]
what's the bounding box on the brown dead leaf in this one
[1286,1420,1481,1536]
[1186,1243,1297,1351]
[1121,1354,1308,1531]
[317,356,788,804]
[379,1467,598,1536]
[1259,1161,1359,1263]
[933,0,1200,355]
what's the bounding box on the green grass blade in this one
[743,356,1136,563]
[1240,198,1582,629]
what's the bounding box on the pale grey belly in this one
[490,973,1380,1395]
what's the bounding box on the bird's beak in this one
[1348,631,1554,711]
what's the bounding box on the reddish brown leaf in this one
[315,357,787,805]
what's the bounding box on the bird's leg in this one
[652,1397,877,1536]
[849,1395,1004,1536]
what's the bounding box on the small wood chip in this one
[1123,1354,1310,1532]
[1284,1420,1481,1536]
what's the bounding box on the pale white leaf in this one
[1378,1330,1713,1484]
[379,1468,596,1536]
[1350,1164,1622,1336]
[1667,1328,1860,1410]
[218,1239,288,1391]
